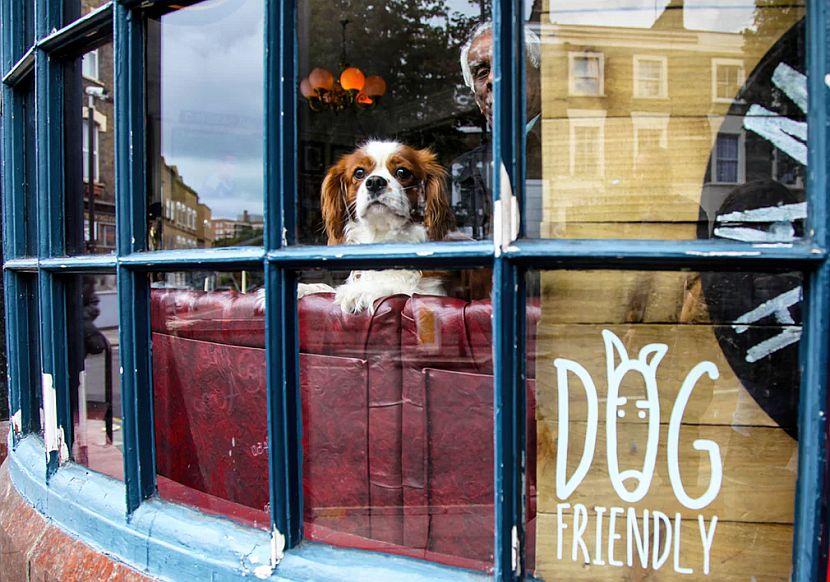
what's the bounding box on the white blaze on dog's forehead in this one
[361,140,401,169]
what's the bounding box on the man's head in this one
[460,22,541,125]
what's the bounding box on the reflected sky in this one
[548,0,759,33]
[159,0,263,220]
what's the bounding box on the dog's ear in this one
[418,149,455,241]
[321,159,349,245]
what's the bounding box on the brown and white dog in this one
[299,140,456,313]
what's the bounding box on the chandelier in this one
[299,19,387,111]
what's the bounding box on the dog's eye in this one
[395,167,412,180]
[354,168,366,180]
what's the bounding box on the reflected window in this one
[82,119,99,183]
[65,43,115,255]
[712,58,745,103]
[82,49,99,81]
[146,0,264,250]
[633,55,667,99]
[712,133,742,184]
[568,52,604,96]
[569,112,605,177]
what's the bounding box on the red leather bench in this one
[151,289,538,571]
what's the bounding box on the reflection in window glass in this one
[69,275,121,479]
[527,1,807,240]
[298,268,498,570]
[23,2,35,52]
[151,270,268,529]
[22,79,37,257]
[526,269,801,579]
[65,43,115,255]
[146,0,264,250]
[17,275,42,435]
[297,0,492,244]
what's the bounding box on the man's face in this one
[466,29,541,125]
[467,30,494,123]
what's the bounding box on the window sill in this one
[7,434,486,581]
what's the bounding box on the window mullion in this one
[265,0,302,554]
[791,0,830,578]
[115,1,155,512]
[493,0,525,578]
[35,0,72,477]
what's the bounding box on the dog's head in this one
[321,141,454,245]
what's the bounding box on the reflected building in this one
[211,211,264,245]
[79,0,116,253]
[158,161,213,249]
[534,0,805,240]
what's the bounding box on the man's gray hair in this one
[460,22,541,90]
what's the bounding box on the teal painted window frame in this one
[0,1,828,580]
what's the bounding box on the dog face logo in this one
[602,330,665,504]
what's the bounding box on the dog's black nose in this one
[365,175,387,195]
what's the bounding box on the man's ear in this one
[321,160,349,245]
[418,149,455,241]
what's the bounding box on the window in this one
[82,49,99,81]
[631,112,670,172]
[633,55,667,99]
[81,119,99,183]
[711,133,744,184]
[568,52,604,96]
[1,1,828,581]
[712,58,745,103]
[568,110,605,177]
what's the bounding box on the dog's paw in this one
[334,286,380,314]
[297,282,335,299]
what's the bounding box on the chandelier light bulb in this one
[308,67,334,91]
[299,78,315,98]
[340,67,366,91]
[363,76,387,97]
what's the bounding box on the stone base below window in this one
[0,453,152,582]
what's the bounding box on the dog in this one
[298,140,457,313]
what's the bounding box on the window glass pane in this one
[297,0,492,244]
[23,2,35,51]
[527,1,807,241]
[68,274,121,479]
[146,1,264,251]
[151,270,268,529]
[17,274,42,435]
[65,44,115,256]
[298,268,495,571]
[526,269,801,578]
[18,79,38,257]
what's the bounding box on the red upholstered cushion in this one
[149,289,539,572]
[151,288,266,348]
[299,293,409,544]
[152,332,270,524]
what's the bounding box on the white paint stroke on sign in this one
[732,286,802,362]
[713,225,795,243]
[716,202,807,223]
[745,327,802,363]
[732,286,801,333]
[771,62,808,113]
[744,63,807,165]
[744,105,807,165]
